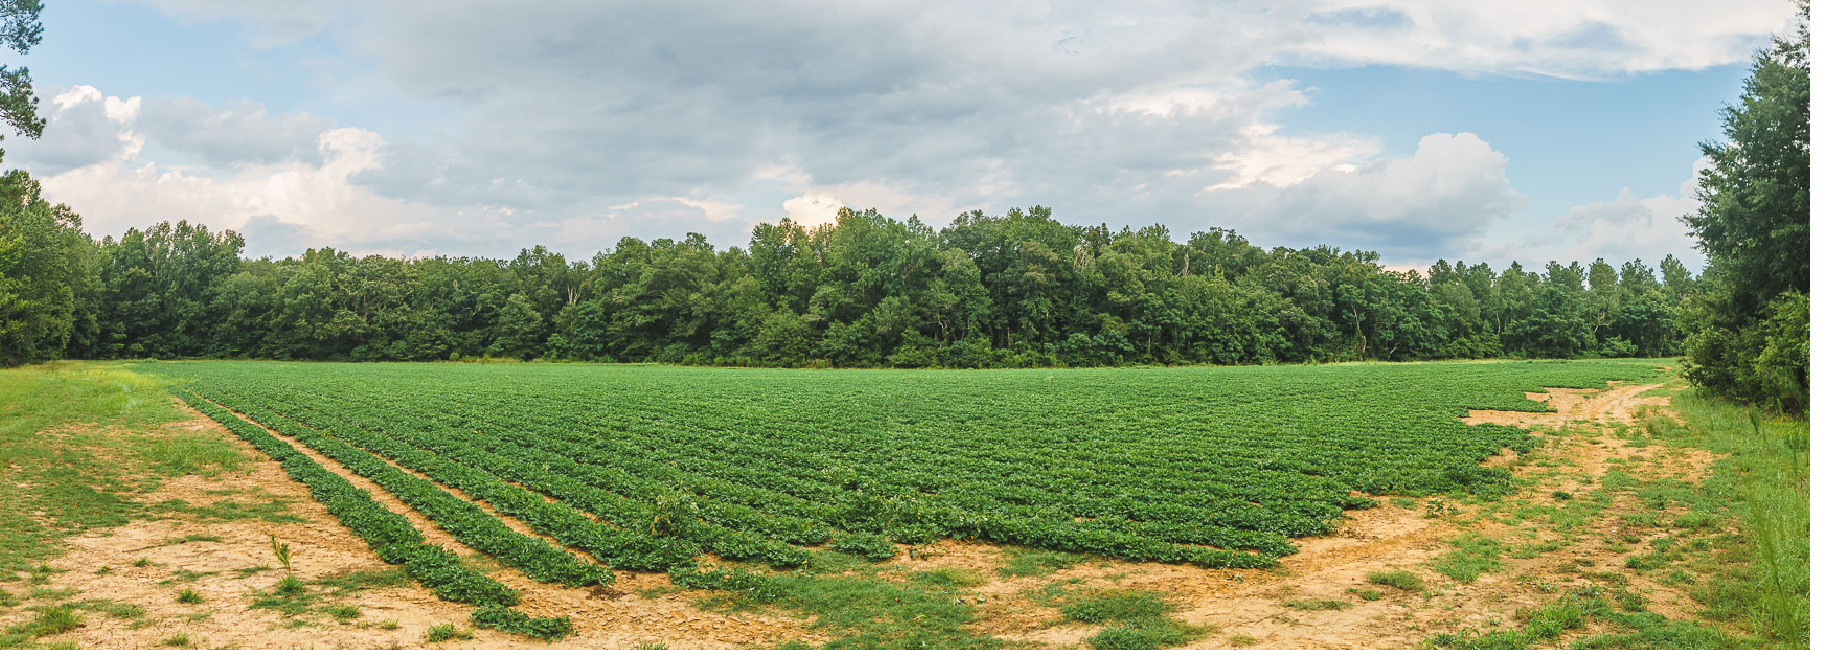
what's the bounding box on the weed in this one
[74,599,144,619]
[1368,570,1425,592]
[176,588,205,604]
[13,605,82,637]
[1062,590,1168,623]
[275,575,307,597]
[324,605,361,620]
[911,567,985,589]
[424,624,473,642]
[159,632,191,647]
[1088,617,1202,649]
[1433,535,1503,584]
[1281,599,1350,611]
[270,535,294,575]
[999,547,1086,578]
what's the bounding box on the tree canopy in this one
[2,204,1698,368]
[1680,6,1811,411]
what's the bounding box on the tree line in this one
[0,3,1806,412]
[2,192,1700,369]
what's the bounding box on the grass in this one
[72,598,144,619]
[157,633,191,647]
[912,567,986,589]
[0,605,82,645]
[1367,570,1426,592]
[998,547,1085,578]
[1642,393,1809,649]
[424,623,473,642]
[1280,598,1350,611]
[0,362,245,578]
[1427,593,1750,650]
[1060,590,1169,623]
[1087,618,1203,650]
[164,534,223,545]
[1022,586,1201,650]
[175,588,205,604]
[725,570,998,648]
[251,569,406,620]
[1432,535,1504,584]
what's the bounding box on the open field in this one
[145,360,1665,568]
[0,360,1803,649]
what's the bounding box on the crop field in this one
[146,360,1659,582]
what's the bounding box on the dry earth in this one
[5,381,1710,649]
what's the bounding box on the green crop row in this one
[174,393,574,639]
[191,390,612,587]
[147,359,1662,583]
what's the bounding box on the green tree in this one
[1680,7,1810,410]
[0,171,90,365]
[0,0,43,163]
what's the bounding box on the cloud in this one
[1283,0,1796,78]
[15,2,1791,264]
[136,97,333,167]
[1215,133,1520,259]
[1468,156,1708,270]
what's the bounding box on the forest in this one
[2,193,1694,369]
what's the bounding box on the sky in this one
[3,0,1800,271]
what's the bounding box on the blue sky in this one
[8,0,1798,270]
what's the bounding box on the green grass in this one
[72,599,143,619]
[1427,593,1752,650]
[1642,393,1809,649]
[150,496,303,524]
[424,623,472,642]
[1433,535,1504,584]
[0,362,245,578]
[1281,598,1350,611]
[1368,569,1426,591]
[0,605,82,645]
[175,588,204,604]
[912,567,986,589]
[1060,590,1169,623]
[998,547,1085,578]
[1087,617,1203,650]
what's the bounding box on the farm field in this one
[145,360,1663,572]
[7,358,1800,650]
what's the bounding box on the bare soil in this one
[6,383,1710,649]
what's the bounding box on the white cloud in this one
[781,192,847,227]
[1468,156,1708,270]
[1289,0,1796,78]
[1221,133,1520,257]
[1205,123,1382,190]
[17,1,1791,263]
